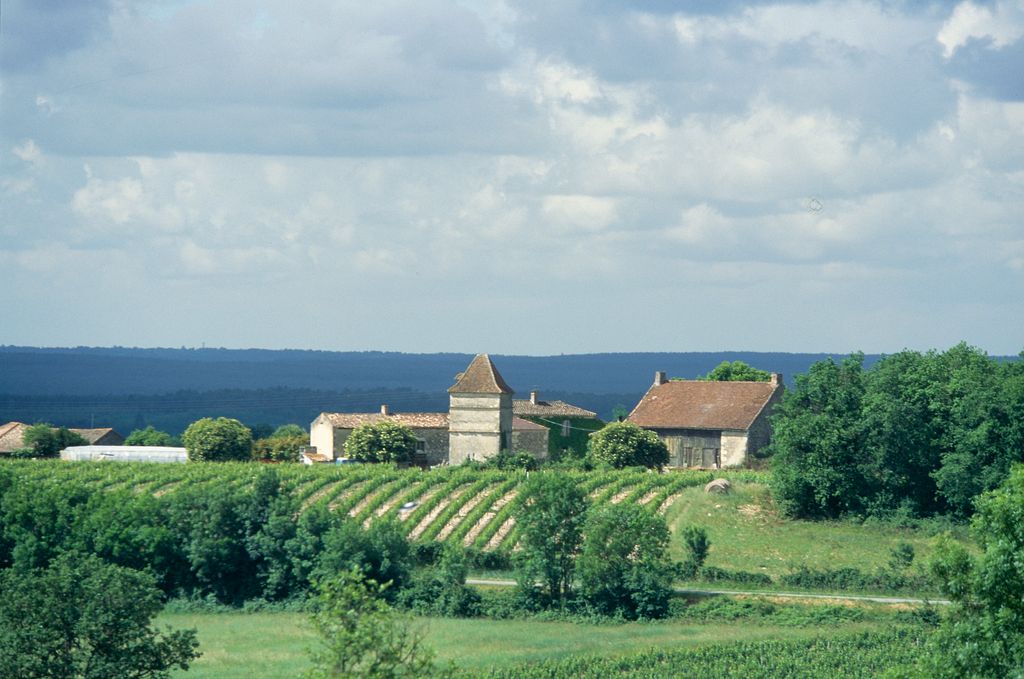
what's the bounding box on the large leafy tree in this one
[306,569,442,679]
[514,472,589,605]
[577,504,675,619]
[699,360,771,382]
[0,552,199,679]
[344,421,418,464]
[587,422,668,469]
[770,354,868,518]
[772,344,1024,519]
[181,417,252,462]
[903,465,1024,678]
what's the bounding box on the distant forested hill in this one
[0,346,894,433]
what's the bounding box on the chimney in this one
[530,391,538,405]
[380,404,390,415]
[770,373,782,386]
[654,371,667,386]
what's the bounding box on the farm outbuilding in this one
[61,445,187,463]
[629,372,784,469]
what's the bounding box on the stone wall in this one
[449,393,512,464]
[512,428,549,460]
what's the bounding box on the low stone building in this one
[0,422,28,454]
[513,391,602,458]
[310,407,450,466]
[0,422,124,454]
[628,372,784,468]
[310,354,550,465]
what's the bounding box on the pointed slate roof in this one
[448,354,513,394]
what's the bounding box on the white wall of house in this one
[310,415,336,459]
[719,430,749,467]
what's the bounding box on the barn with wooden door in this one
[628,371,784,468]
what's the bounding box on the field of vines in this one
[460,627,928,678]
[0,460,764,553]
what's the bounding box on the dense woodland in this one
[771,343,1024,519]
[0,347,877,432]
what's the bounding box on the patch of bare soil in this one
[657,492,682,514]
[152,482,179,498]
[638,489,660,505]
[299,481,343,511]
[376,483,425,518]
[398,486,442,521]
[326,480,368,511]
[738,504,762,518]
[463,489,518,546]
[486,516,516,551]
[408,486,470,541]
[349,480,401,519]
[436,485,495,541]
[610,487,636,504]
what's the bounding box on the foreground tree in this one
[182,417,252,462]
[588,421,668,469]
[514,472,589,606]
[306,569,442,679]
[577,504,675,619]
[0,553,199,679]
[20,423,88,457]
[699,360,771,382]
[344,421,418,464]
[889,465,1024,678]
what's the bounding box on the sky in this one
[1,0,1022,356]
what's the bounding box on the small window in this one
[415,440,426,452]
[561,420,571,437]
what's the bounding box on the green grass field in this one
[663,480,967,578]
[163,606,909,678]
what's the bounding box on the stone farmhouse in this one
[311,354,555,465]
[628,372,784,468]
[0,422,124,454]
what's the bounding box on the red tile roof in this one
[0,422,27,453]
[69,428,124,445]
[322,412,545,432]
[628,380,780,431]
[324,412,450,429]
[512,416,547,431]
[513,399,597,418]
[448,354,513,394]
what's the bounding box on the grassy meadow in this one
[662,480,967,581]
[163,606,912,678]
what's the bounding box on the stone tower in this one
[448,354,513,464]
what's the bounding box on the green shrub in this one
[182,417,253,462]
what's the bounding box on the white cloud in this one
[541,194,618,232]
[938,1,1024,58]
[12,139,41,164]
[0,1,1021,353]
